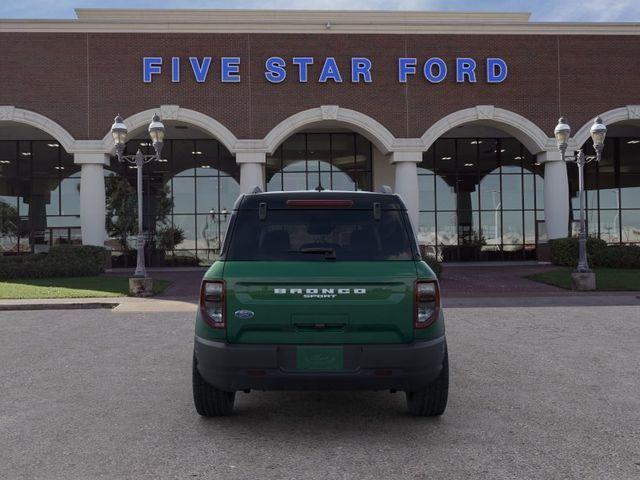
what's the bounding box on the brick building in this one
[1,9,639,264]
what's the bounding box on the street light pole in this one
[110,114,165,291]
[134,149,146,277]
[554,116,607,289]
[575,149,589,273]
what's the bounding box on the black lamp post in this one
[554,116,607,287]
[110,113,166,279]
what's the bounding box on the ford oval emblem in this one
[234,309,255,319]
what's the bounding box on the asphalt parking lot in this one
[1,304,639,480]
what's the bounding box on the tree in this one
[0,201,19,239]
[105,175,173,251]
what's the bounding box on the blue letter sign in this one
[487,58,508,83]
[265,57,287,83]
[189,57,212,83]
[142,55,508,85]
[319,57,343,83]
[143,57,162,83]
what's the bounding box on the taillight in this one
[414,280,440,329]
[200,280,225,329]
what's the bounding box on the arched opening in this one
[418,124,545,262]
[105,121,239,267]
[266,129,374,193]
[0,122,80,254]
[262,107,396,195]
[570,121,640,245]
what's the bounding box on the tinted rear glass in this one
[225,209,415,261]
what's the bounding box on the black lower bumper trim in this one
[194,336,446,392]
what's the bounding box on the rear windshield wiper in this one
[290,247,337,260]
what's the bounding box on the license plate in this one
[296,346,344,371]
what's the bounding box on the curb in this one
[0,302,120,311]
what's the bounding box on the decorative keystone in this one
[627,105,640,120]
[321,105,339,120]
[160,105,180,120]
[476,105,495,120]
[0,106,16,121]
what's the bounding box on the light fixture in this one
[554,117,571,154]
[54,166,65,170]
[110,115,128,157]
[589,116,607,152]
[441,156,452,160]
[514,156,523,160]
[627,139,640,144]
[148,114,165,158]
[0,160,10,164]
[470,140,483,144]
[21,152,31,156]
[464,163,474,167]
[192,151,203,155]
[47,143,60,148]
[200,165,211,169]
[500,149,506,153]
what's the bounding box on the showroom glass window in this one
[107,139,239,266]
[569,137,640,244]
[418,138,544,261]
[266,133,372,192]
[0,140,80,254]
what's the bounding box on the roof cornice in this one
[0,9,639,35]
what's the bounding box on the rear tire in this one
[192,354,236,417]
[405,347,449,417]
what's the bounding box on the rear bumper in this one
[194,335,446,392]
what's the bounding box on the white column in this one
[237,152,266,193]
[391,151,421,233]
[75,153,109,246]
[539,151,569,240]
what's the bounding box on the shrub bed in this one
[0,245,108,280]
[550,237,640,269]
[418,245,442,276]
[592,245,640,269]
[424,256,443,276]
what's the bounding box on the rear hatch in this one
[224,261,417,344]
[220,192,420,344]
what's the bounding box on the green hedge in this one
[418,245,443,276]
[592,245,640,269]
[550,237,640,269]
[0,246,108,280]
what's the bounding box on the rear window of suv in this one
[224,208,416,261]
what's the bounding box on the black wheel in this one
[405,347,449,417]
[192,354,236,417]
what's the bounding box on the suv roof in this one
[236,190,406,210]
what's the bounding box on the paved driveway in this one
[1,304,639,479]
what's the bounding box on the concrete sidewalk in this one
[0,296,197,313]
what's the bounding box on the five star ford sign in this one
[142,56,508,84]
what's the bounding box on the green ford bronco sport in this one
[193,190,448,416]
